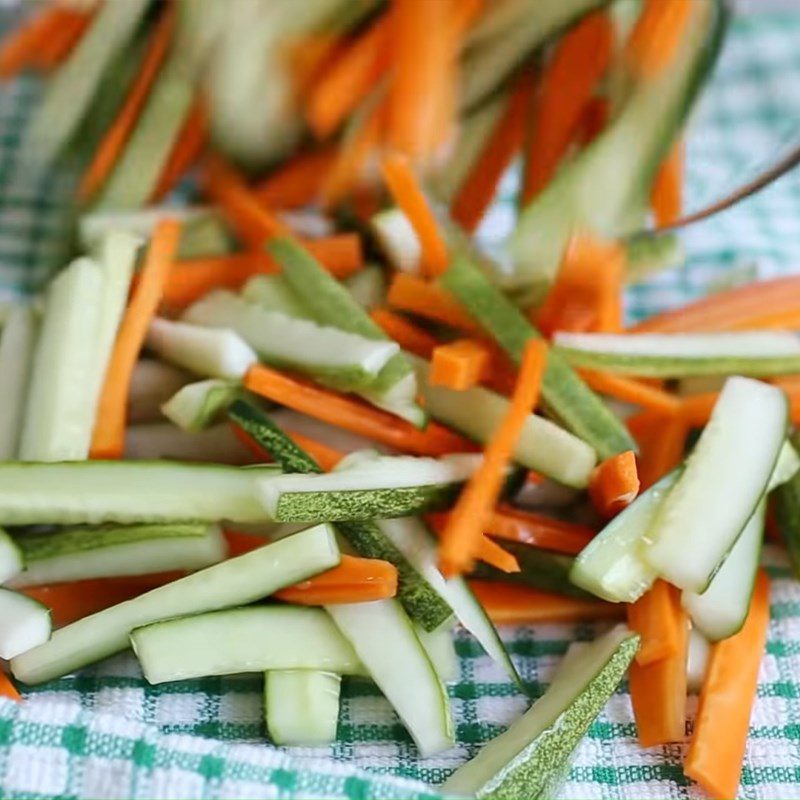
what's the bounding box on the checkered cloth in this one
[1,9,800,800]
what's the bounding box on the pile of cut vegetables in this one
[0,0,795,797]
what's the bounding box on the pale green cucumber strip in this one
[682,500,764,642]
[442,625,639,798]
[570,471,680,603]
[327,599,454,757]
[10,524,226,588]
[184,290,398,391]
[162,379,243,432]
[97,56,195,210]
[12,524,339,685]
[774,434,800,579]
[125,422,253,465]
[131,605,364,684]
[227,400,454,632]
[686,627,710,693]
[267,237,424,426]
[0,461,279,526]
[416,624,459,683]
[370,209,422,275]
[771,440,800,489]
[410,355,596,487]
[148,318,258,380]
[377,516,522,688]
[0,305,37,460]
[439,252,636,459]
[22,0,151,168]
[624,232,685,281]
[265,670,341,746]
[553,331,800,378]
[0,528,23,584]
[645,377,787,593]
[19,258,104,462]
[242,275,310,317]
[345,265,386,312]
[0,589,52,661]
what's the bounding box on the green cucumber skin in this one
[774,434,800,579]
[228,400,453,632]
[439,253,636,459]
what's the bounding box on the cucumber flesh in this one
[0,589,51,660]
[161,379,242,432]
[129,359,192,423]
[265,670,341,746]
[0,528,23,584]
[125,422,254,465]
[184,290,398,390]
[10,523,226,588]
[415,624,459,683]
[686,627,710,693]
[682,500,764,642]
[0,305,38,460]
[442,625,639,798]
[242,275,310,318]
[645,377,787,593]
[411,355,596,488]
[131,606,364,684]
[147,318,258,380]
[11,523,340,685]
[553,331,800,378]
[624,232,685,281]
[370,209,422,275]
[345,265,386,312]
[327,599,454,757]
[0,461,278,526]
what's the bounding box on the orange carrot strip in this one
[229,422,344,473]
[726,308,800,331]
[253,148,336,208]
[381,153,450,276]
[650,139,683,229]
[290,31,345,93]
[426,514,520,573]
[0,6,79,79]
[438,339,548,577]
[579,368,681,415]
[278,555,398,604]
[0,672,20,702]
[306,15,392,138]
[469,580,623,625]
[387,273,480,333]
[452,70,535,232]
[430,339,490,391]
[576,96,609,146]
[685,571,771,799]
[91,219,181,459]
[625,0,693,79]
[244,364,477,457]
[304,233,365,279]
[150,100,208,202]
[370,308,439,358]
[522,11,613,201]
[34,8,92,70]
[77,6,175,201]
[683,380,800,429]
[589,450,640,519]
[635,413,687,490]
[627,579,682,665]
[628,584,689,746]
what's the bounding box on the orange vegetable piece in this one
[589,450,640,519]
[651,140,684,229]
[387,273,480,334]
[430,339,490,391]
[625,0,693,79]
[151,99,208,202]
[253,148,336,209]
[370,309,439,359]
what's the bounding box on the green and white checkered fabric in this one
[1,9,800,800]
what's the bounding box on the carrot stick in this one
[576,96,609,146]
[244,364,477,457]
[625,0,693,79]
[452,69,535,232]
[627,583,689,746]
[305,15,392,139]
[685,571,771,799]
[469,580,623,625]
[91,219,181,459]
[650,139,683,229]
[387,273,480,333]
[635,413,687,490]
[430,339,490,391]
[381,153,450,276]
[0,672,20,702]
[77,5,175,202]
[627,579,682,665]
[253,148,336,208]
[438,339,548,577]
[426,514,520,573]
[290,31,345,94]
[370,308,439,358]
[303,233,365,279]
[579,368,681,415]
[34,8,92,70]
[589,450,640,519]
[150,100,208,202]
[522,10,613,201]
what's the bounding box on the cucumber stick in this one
[416,624,459,683]
[125,422,253,465]
[345,265,386,312]
[184,290,398,391]
[370,209,422,275]
[242,275,310,317]
[410,355,596,488]
[0,528,22,584]
[0,305,37,460]
[23,0,151,168]
[0,461,278,526]
[11,523,340,685]
[553,331,800,378]
[19,258,104,462]
[131,606,364,683]
[0,589,51,660]
[162,379,242,432]
[267,237,424,427]
[227,400,454,631]
[442,625,639,798]
[328,599,454,757]
[147,318,258,380]
[645,377,787,593]
[265,670,341,746]
[10,523,226,588]
[439,252,636,459]
[686,628,710,693]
